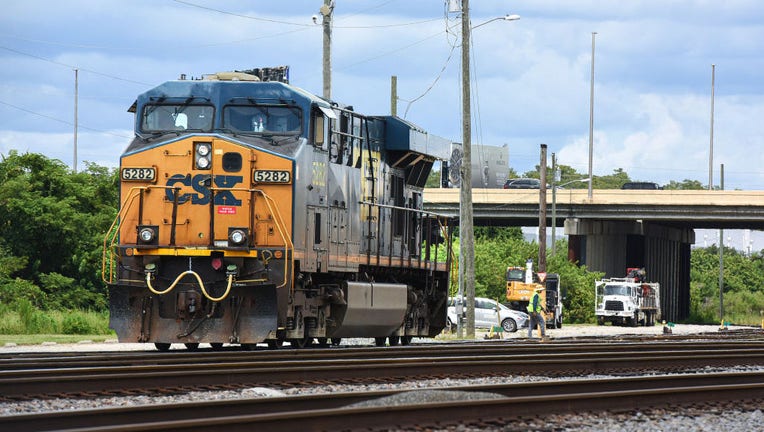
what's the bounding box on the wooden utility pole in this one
[321,0,334,99]
[538,144,547,272]
[390,75,397,116]
[719,163,724,324]
[73,68,78,173]
[460,0,476,338]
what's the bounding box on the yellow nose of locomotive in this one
[117,138,293,252]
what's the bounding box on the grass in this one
[0,333,117,346]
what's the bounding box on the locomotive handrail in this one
[360,200,452,265]
[359,200,451,219]
[253,188,294,290]
[102,186,148,284]
[211,186,294,291]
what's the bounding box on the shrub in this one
[16,298,58,333]
[61,311,93,334]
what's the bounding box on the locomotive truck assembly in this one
[103,68,453,350]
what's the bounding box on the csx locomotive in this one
[103,69,453,350]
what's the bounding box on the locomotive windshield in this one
[223,105,301,135]
[141,104,214,133]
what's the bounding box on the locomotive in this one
[103,68,453,350]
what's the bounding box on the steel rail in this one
[3,346,764,399]
[3,370,764,431]
[3,337,764,370]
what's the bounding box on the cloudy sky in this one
[3,0,764,188]
[2,1,763,249]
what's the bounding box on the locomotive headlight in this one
[196,157,210,169]
[195,143,212,170]
[197,143,211,156]
[137,225,158,245]
[228,228,248,246]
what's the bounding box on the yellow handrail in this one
[254,189,294,290]
[102,184,294,293]
[102,186,148,284]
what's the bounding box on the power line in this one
[0,45,152,87]
[0,99,132,139]
[173,0,438,29]
[337,25,451,70]
[403,43,457,119]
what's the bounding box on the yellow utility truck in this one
[505,259,562,329]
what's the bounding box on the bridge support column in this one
[565,219,694,322]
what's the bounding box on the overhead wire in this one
[400,5,462,118]
[469,23,487,186]
[173,0,438,29]
[0,100,132,139]
[0,45,152,87]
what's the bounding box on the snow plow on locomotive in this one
[102,69,453,350]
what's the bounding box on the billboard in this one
[444,142,509,189]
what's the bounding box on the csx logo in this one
[165,174,243,206]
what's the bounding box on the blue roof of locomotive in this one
[133,79,452,160]
[135,80,325,113]
[382,115,452,161]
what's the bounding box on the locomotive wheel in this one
[374,337,386,347]
[317,337,329,347]
[154,343,171,352]
[210,343,224,350]
[388,335,400,346]
[184,343,199,351]
[400,336,413,345]
[290,337,313,349]
[331,338,342,346]
[267,339,284,349]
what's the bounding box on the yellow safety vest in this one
[527,292,542,313]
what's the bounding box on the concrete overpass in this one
[423,188,764,322]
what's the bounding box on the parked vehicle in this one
[595,268,661,326]
[447,297,529,332]
[503,178,550,189]
[505,260,563,328]
[621,182,662,190]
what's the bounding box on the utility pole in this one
[538,144,548,272]
[551,153,558,256]
[73,68,78,173]
[460,0,476,338]
[588,32,596,199]
[390,75,397,116]
[321,0,334,99]
[709,64,715,191]
[719,163,724,324]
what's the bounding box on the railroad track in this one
[0,341,764,400]
[3,338,764,399]
[3,370,764,431]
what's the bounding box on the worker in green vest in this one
[527,287,546,339]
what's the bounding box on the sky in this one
[2,0,763,249]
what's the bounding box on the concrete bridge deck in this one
[423,188,764,229]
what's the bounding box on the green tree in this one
[664,179,705,190]
[0,152,117,310]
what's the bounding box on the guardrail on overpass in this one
[423,188,764,230]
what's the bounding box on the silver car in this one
[447,297,529,332]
